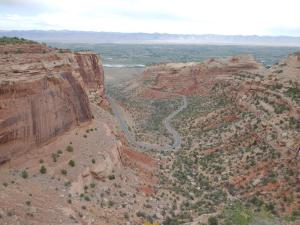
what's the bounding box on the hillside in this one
[108,53,300,224]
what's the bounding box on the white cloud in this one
[0,0,300,35]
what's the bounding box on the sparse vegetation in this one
[66,145,74,152]
[40,165,47,174]
[61,169,67,175]
[68,160,75,167]
[208,216,218,225]
[21,170,28,179]
[108,174,115,180]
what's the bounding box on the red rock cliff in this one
[139,55,264,98]
[0,43,105,163]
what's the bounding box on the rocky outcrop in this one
[268,52,300,82]
[139,55,264,98]
[0,43,105,163]
[74,52,106,104]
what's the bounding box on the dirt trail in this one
[109,96,187,151]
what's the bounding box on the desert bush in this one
[273,103,289,114]
[61,169,67,175]
[108,174,115,180]
[68,160,75,167]
[286,86,300,100]
[271,83,283,90]
[21,170,28,179]
[40,165,47,174]
[208,216,218,225]
[66,145,73,152]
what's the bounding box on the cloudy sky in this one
[0,0,300,36]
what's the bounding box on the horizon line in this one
[1,29,300,38]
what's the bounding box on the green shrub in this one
[61,169,67,175]
[136,211,146,218]
[108,200,114,207]
[21,170,28,179]
[68,160,75,167]
[40,165,47,174]
[25,201,31,206]
[208,216,218,225]
[52,153,58,162]
[163,217,181,225]
[286,86,300,100]
[108,174,115,180]
[271,83,283,90]
[273,103,289,114]
[287,210,300,221]
[124,212,129,219]
[66,145,73,152]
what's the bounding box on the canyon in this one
[109,53,300,224]
[0,38,299,225]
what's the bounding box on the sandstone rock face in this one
[0,44,105,163]
[139,55,264,98]
[74,52,106,104]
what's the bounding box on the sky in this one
[0,0,300,36]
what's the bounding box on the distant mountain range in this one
[1,30,300,46]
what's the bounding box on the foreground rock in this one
[0,40,159,225]
[0,43,106,163]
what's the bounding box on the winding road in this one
[163,96,188,149]
[109,96,188,151]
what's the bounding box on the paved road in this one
[109,96,187,151]
[163,96,187,150]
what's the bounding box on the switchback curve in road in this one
[109,96,187,151]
